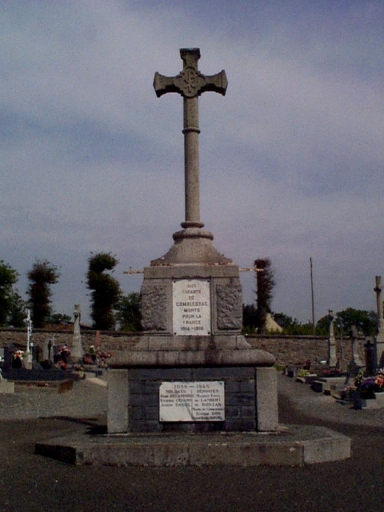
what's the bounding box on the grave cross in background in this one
[154,48,227,229]
[374,275,384,367]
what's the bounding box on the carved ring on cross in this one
[174,68,206,98]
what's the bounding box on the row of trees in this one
[243,308,377,336]
[243,257,377,336]
[0,254,378,335]
[0,255,141,331]
[86,252,141,331]
[0,259,60,328]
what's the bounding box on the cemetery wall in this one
[0,329,365,369]
[245,335,365,370]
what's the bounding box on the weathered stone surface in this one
[133,334,251,351]
[109,348,275,368]
[140,281,168,331]
[256,367,279,431]
[107,370,129,434]
[140,264,246,337]
[0,380,15,394]
[151,228,232,266]
[216,281,242,330]
[35,425,351,466]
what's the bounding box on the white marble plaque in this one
[173,279,211,335]
[159,381,225,422]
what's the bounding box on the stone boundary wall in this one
[245,335,366,370]
[0,329,365,369]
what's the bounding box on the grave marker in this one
[71,304,83,360]
[328,309,337,367]
[374,276,384,367]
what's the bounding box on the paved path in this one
[0,373,382,512]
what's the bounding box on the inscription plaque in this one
[159,381,225,422]
[173,279,211,335]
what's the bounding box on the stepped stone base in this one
[35,425,351,467]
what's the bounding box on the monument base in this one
[107,337,278,435]
[35,425,351,467]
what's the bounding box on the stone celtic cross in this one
[154,48,227,230]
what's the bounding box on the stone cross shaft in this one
[374,276,384,334]
[154,48,227,229]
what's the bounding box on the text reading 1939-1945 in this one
[159,381,225,422]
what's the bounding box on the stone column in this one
[107,369,129,433]
[71,304,83,361]
[350,325,363,368]
[25,309,33,370]
[374,276,384,367]
[328,309,337,367]
[183,94,201,227]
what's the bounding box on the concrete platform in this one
[35,424,351,467]
[0,380,15,394]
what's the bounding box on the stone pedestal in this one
[140,225,244,336]
[108,228,278,435]
[141,264,242,338]
[107,341,278,434]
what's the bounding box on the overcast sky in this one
[2,0,384,325]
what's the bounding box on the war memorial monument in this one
[37,49,351,466]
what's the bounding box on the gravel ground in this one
[1,372,382,428]
[0,377,108,421]
[277,373,384,428]
[0,372,382,512]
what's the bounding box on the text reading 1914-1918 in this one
[172,279,211,335]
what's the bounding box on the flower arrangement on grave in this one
[341,368,384,402]
[349,369,384,400]
[82,349,114,367]
[297,369,311,378]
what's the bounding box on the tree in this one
[316,309,376,337]
[316,314,334,336]
[336,308,376,336]
[27,260,60,328]
[273,312,295,330]
[115,292,142,332]
[242,303,257,333]
[254,258,275,334]
[0,260,24,326]
[8,290,26,327]
[87,252,121,330]
[46,313,72,326]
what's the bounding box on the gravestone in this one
[350,325,363,367]
[25,309,33,370]
[328,309,337,367]
[107,48,278,435]
[374,276,384,367]
[364,338,376,376]
[71,304,83,361]
[3,345,14,372]
[0,365,15,394]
